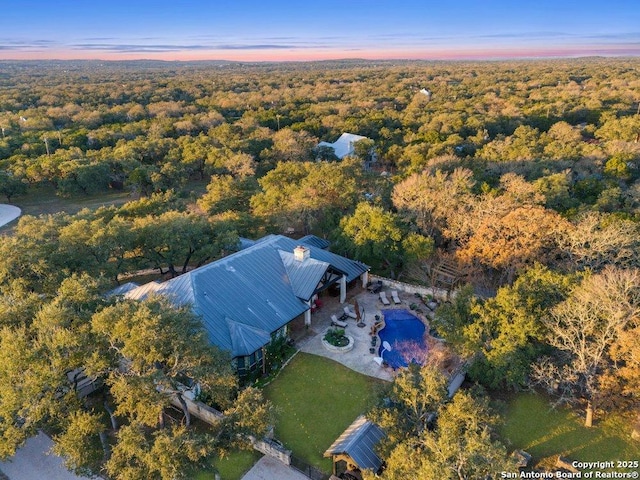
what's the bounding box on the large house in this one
[117,234,369,375]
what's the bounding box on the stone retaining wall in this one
[369,275,452,301]
[171,395,293,466]
[251,437,292,465]
[169,394,224,425]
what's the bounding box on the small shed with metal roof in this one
[324,415,385,478]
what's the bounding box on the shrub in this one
[324,328,349,347]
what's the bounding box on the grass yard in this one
[2,179,211,232]
[9,185,133,217]
[191,450,262,480]
[499,392,640,469]
[263,352,387,473]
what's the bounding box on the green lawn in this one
[499,393,640,469]
[9,185,133,217]
[3,179,210,230]
[192,450,262,480]
[263,352,387,473]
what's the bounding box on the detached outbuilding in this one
[324,415,385,479]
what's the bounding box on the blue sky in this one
[1,0,639,60]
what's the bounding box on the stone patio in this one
[291,285,430,382]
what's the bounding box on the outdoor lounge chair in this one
[343,306,358,319]
[331,315,348,328]
[379,291,390,306]
[391,290,401,305]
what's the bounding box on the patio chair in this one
[367,280,382,293]
[331,315,348,328]
[379,291,390,306]
[343,306,358,319]
[391,290,401,305]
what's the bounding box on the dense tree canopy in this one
[0,277,272,479]
[1,58,640,473]
[368,366,516,480]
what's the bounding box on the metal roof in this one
[279,250,329,301]
[317,132,369,159]
[123,281,164,300]
[324,415,385,472]
[298,234,331,249]
[226,318,271,357]
[105,282,140,296]
[268,236,368,283]
[123,235,368,358]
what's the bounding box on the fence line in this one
[290,455,330,480]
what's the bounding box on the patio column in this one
[361,271,369,288]
[340,275,347,304]
[305,300,312,326]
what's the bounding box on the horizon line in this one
[2,53,640,63]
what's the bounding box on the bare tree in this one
[532,267,640,426]
[561,211,640,271]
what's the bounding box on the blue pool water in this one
[378,309,427,369]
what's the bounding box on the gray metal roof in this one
[268,236,368,283]
[279,250,329,301]
[123,281,164,300]
[237,237,257,250]
[298,235,331,250]
[324,416,385,472]
[124,235,369,358]
[226,318,271,357]
[105,282,140,296]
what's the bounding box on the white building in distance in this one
[317,132,369,159]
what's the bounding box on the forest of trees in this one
[0,58,639,478]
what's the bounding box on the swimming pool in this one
[378,309,427,369]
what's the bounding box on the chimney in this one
[294,245,310,262]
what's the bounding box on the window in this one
[236,348,264,376]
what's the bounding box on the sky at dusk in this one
[1,0,639,61]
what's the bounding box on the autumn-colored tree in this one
[561,211,640,272]
[457,205,570,284]
[392,168,475,240]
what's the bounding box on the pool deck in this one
[293,286,430,382]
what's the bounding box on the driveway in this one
[0,432,90,480]
[241,455,310,480]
